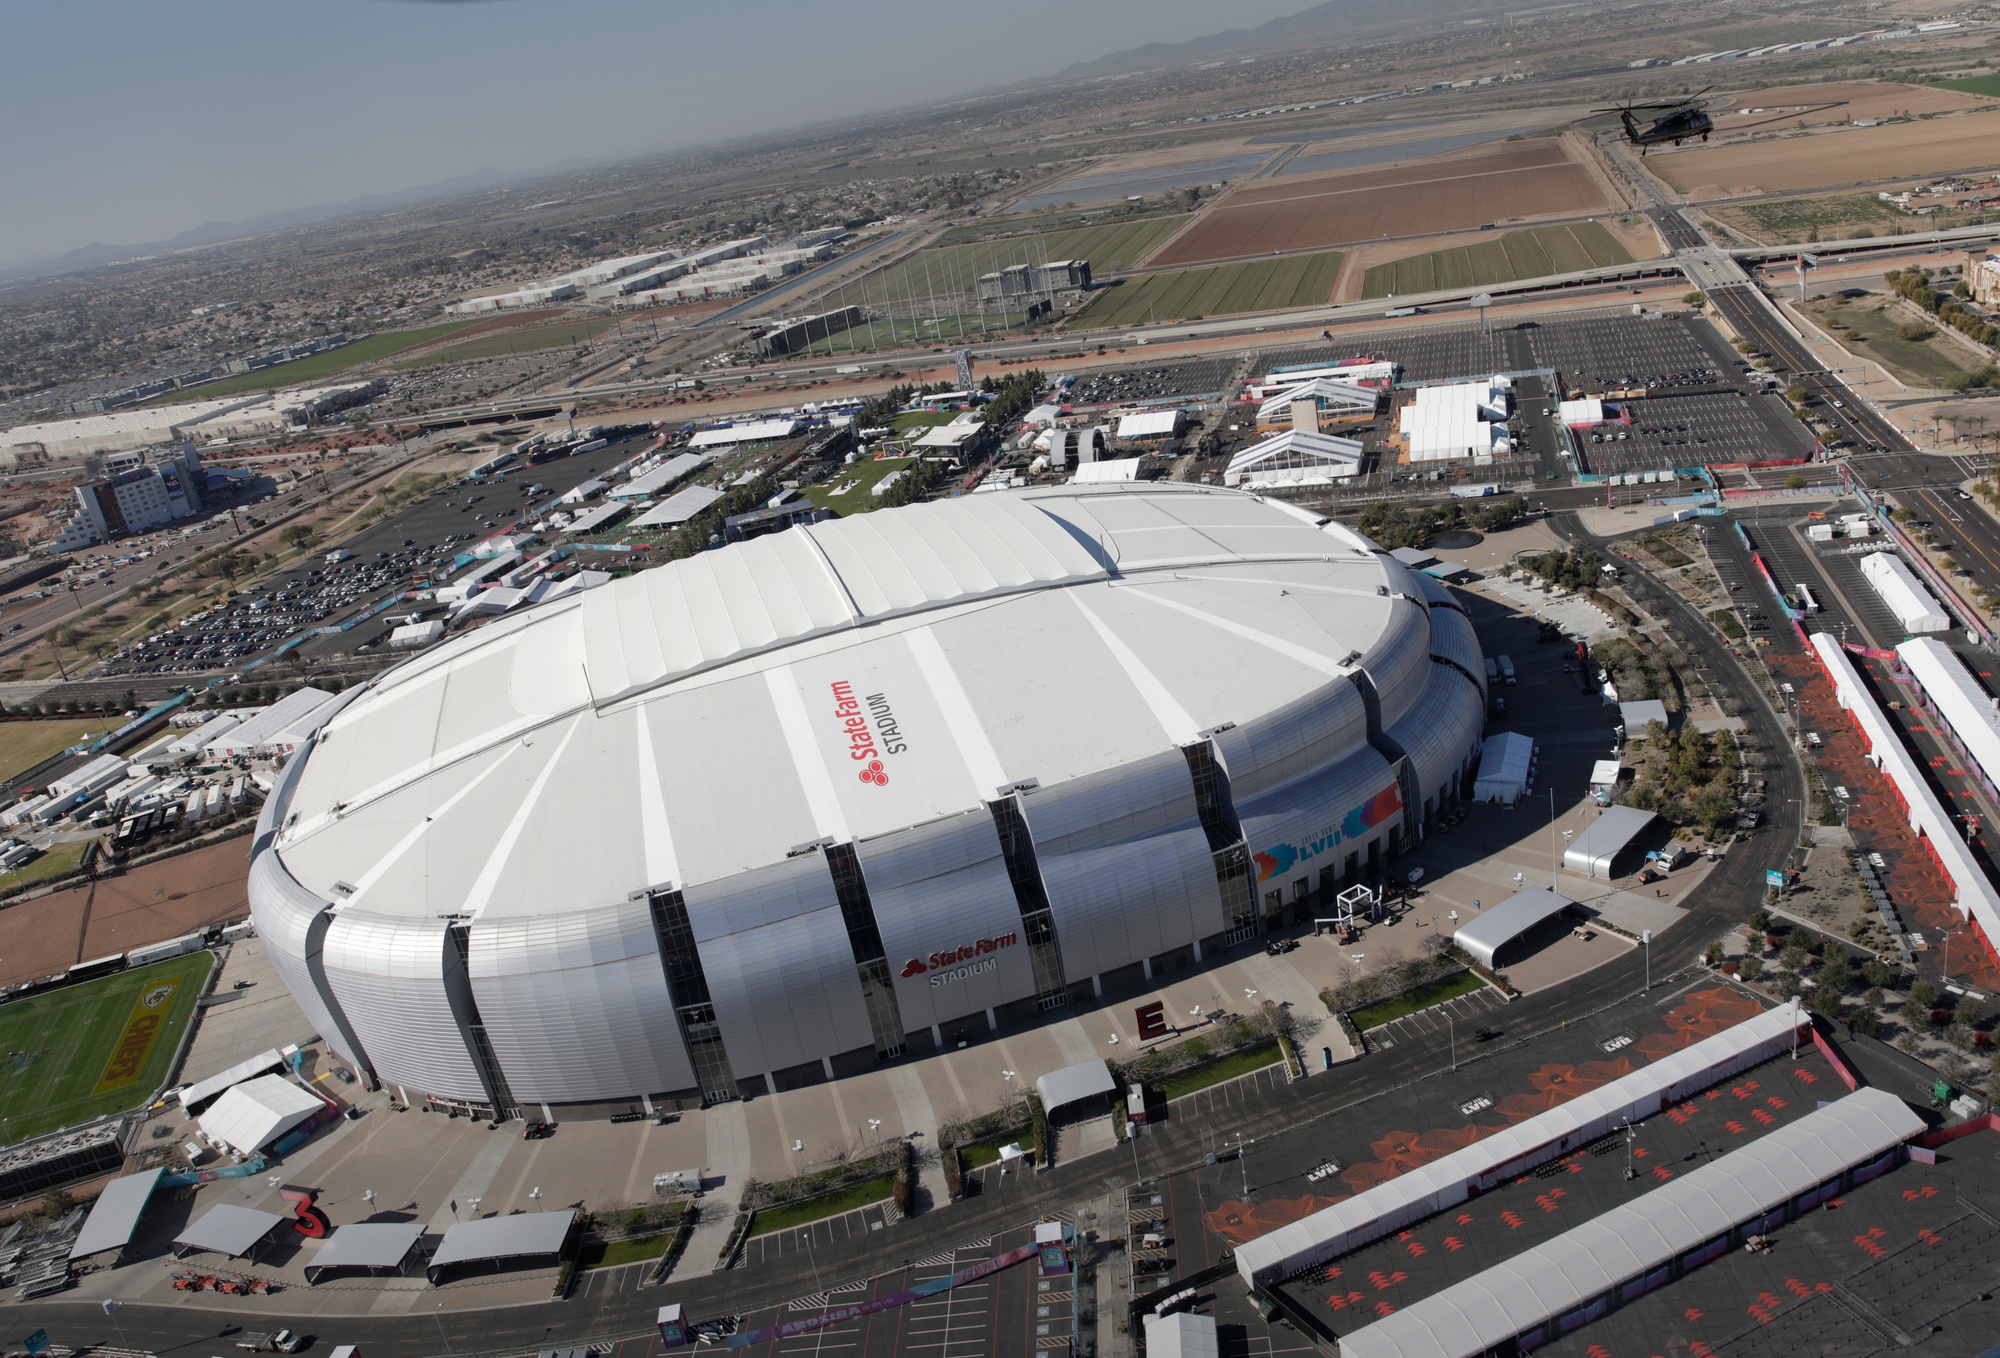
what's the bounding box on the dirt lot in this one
[1704,80,1995,135]
[1150,139,1611,267]
[1655,111,2000,199]
[0,837,251,986]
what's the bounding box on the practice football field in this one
[0,952,212,1144]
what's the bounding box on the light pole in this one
[1642,928,1652,992]
[1448,1009,1456,1073]
[799,1231,822,1292]
[434,1304,454,1357]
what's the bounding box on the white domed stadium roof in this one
[271,485,1434,921]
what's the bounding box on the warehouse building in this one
[251,486,1485,1116]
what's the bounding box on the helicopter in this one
[1595,88,1715,153]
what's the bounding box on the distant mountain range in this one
[1030,0,1518,84]
[6,0,1513,282]
[0,165,562,282]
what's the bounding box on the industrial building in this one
[975,260,1092,306]
[251,486,1486,1116]
[8,382,379,466]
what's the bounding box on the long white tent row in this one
[1811,633,2000,969]
[1335,1087,1924,1358]
[1895,637,2000,798]
[1234,999,1807,1287]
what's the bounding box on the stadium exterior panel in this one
[251,486,1486,1114]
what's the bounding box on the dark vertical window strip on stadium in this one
[988,797,1071,1009]
[823,844,908,1059]
[303,909,375,1082]
[647,889,740,1103]
[1184,740,1257,938]
[444,923,514,1115]
[1347,670,1412,853]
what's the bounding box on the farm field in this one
[1654,114,2000,197]
[0,718,117,783]
[828,217,1190,310]
[1073,251,1344,327]
[0,952,213,1143]
[1807,293,1991,388]
[1707,192,1915,244]
[1706,80,1991,132]
[397,315,625,366]
[1150,140,1608,267]
[1360,223,1631,297]
[1937,74,2000,98]
[151,321,483,402]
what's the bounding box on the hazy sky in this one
[0,0,1321,265]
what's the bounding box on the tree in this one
[1952,995,1981,1028]
[1784,475,1807,490]
[1739,956,1763,983]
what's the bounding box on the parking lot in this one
[1518,311,1730,391]
[1067,356,1238,405]
[1704,512,1805,655]
[685,1224,1067,1357]
[1583,390,1811,479]
[97,434,654,678]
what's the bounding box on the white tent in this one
[1472,732,1534,803]
[1222,429,1363,489]
[198,1074,324,1156]
[1859,550,1950,634]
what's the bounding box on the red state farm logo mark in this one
[901,957,928,978]
[859,759,888,787]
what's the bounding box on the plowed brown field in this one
[1149,140,1610,268]
[1655,113,2000,198]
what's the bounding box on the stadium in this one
[250,485,1486,1117]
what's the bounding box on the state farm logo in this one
[831,680,908,788]
[901,932,1018,989]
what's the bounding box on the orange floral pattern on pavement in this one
[1632,988,1762,1059]
[1202,988,1768,1245]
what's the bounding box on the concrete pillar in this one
[1192,938,1204,962]
[1142,957,1154,980]
[1091,975,1103,998]
[931,1024,944,1049]
[641,1093,655,1115]
[822,1057,836,1080]
[985,1008,998,1031]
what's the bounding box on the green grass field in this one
[1071,251,1344,328]
[795,311,1032,356]
[1361,223,1632,299]
[6,837,96,890]
[1936,73,2000,97]
[814,216,1191,327]
[397,315,625,367]
[1809,293,1990,388]
[0,719,117,783]
[0,952,213,1143]
[805,456,917,517]
[151,323,482,403]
